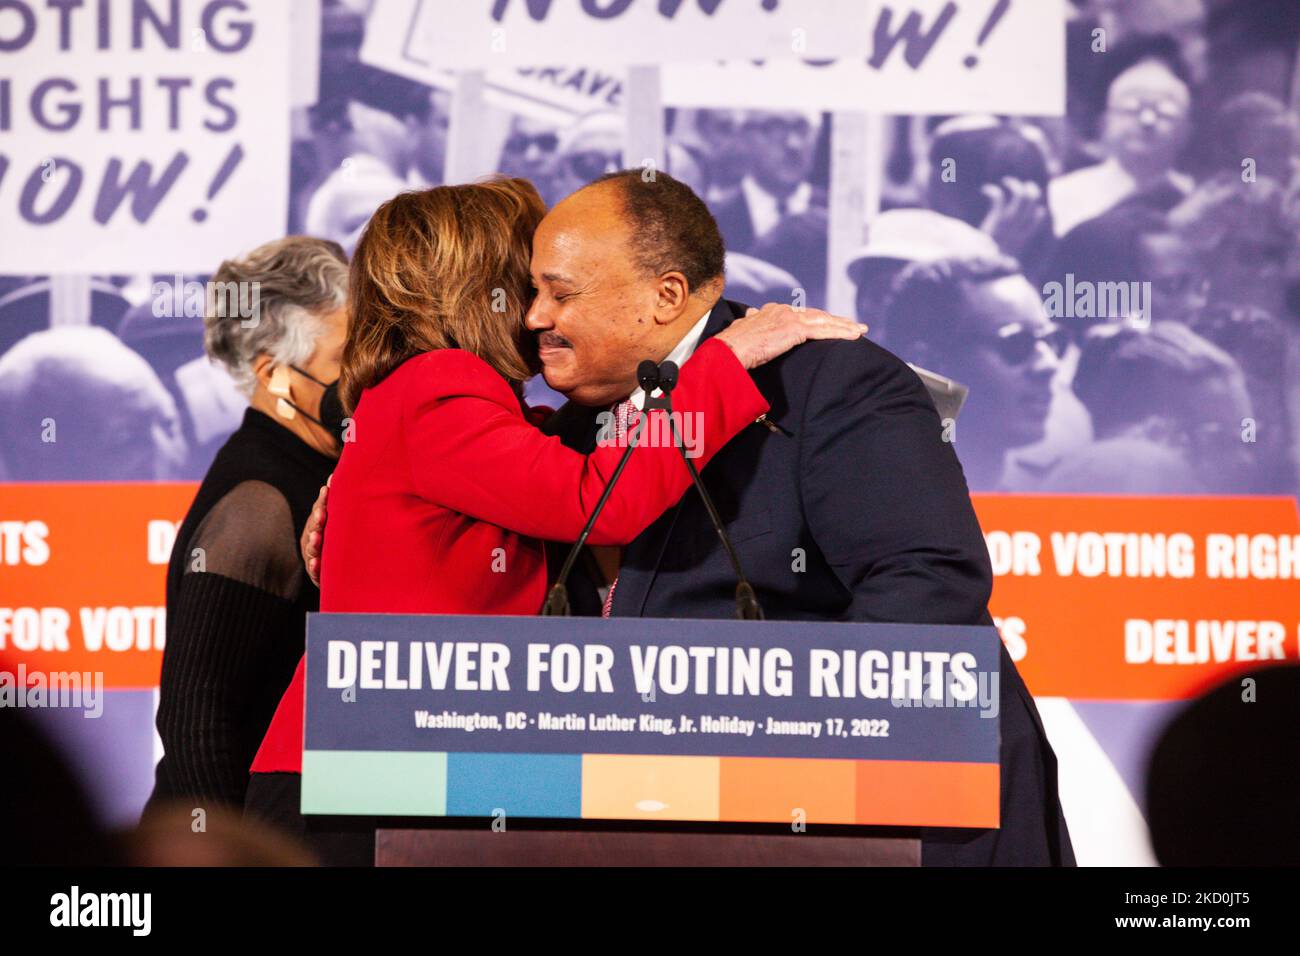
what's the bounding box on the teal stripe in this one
[301,750,447,816]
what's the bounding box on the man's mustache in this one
[538,331,573,349]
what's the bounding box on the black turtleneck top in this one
[145,407,335,815]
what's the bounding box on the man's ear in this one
[652,271,691,324]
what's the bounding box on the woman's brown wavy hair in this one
[340,177,545,412]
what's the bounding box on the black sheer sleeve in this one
[154,480,304,809]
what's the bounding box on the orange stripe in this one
[855,760,999,828]
[716,758,999,828]
[720,757,858,824]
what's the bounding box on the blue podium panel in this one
[302,614,1002,827]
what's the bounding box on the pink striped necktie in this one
[612,397,639,443]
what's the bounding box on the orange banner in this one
[3,484,1296,699]
[974,494,1300,700]
[0,483,198,689]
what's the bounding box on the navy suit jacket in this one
[543,298,1075,866]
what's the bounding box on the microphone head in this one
[658,361,679,392]
[637,360,660,393]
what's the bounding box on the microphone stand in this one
[652,361,765,621]
[540,361,660,616]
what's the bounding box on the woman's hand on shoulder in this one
[714,303,865,370]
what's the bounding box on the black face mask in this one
[287,365,347,450]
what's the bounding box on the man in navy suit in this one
[527,170,1074,866]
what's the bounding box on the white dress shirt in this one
[627,310,712,411]
[597,308,714,610]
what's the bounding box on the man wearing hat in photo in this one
[846,208,1001,347]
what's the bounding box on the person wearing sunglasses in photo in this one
[545,112,626,206]
[497,115,562,194]
[540,110,710,209]
[884,255,1068,491]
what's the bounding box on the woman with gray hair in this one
[144,236,350,822]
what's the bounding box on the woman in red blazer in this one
[244,178,861,862]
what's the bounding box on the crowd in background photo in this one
[2,0,1298,498]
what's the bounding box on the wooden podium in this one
[375,822,920,866]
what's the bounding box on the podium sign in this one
[302,615,1000,829]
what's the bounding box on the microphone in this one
[653,361,765,621]
[637,359,661,393]
[656,361,677,393]
[540,361,659,615]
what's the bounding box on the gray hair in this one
[204,236,349,395]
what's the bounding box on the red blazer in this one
[250,338,768,773]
